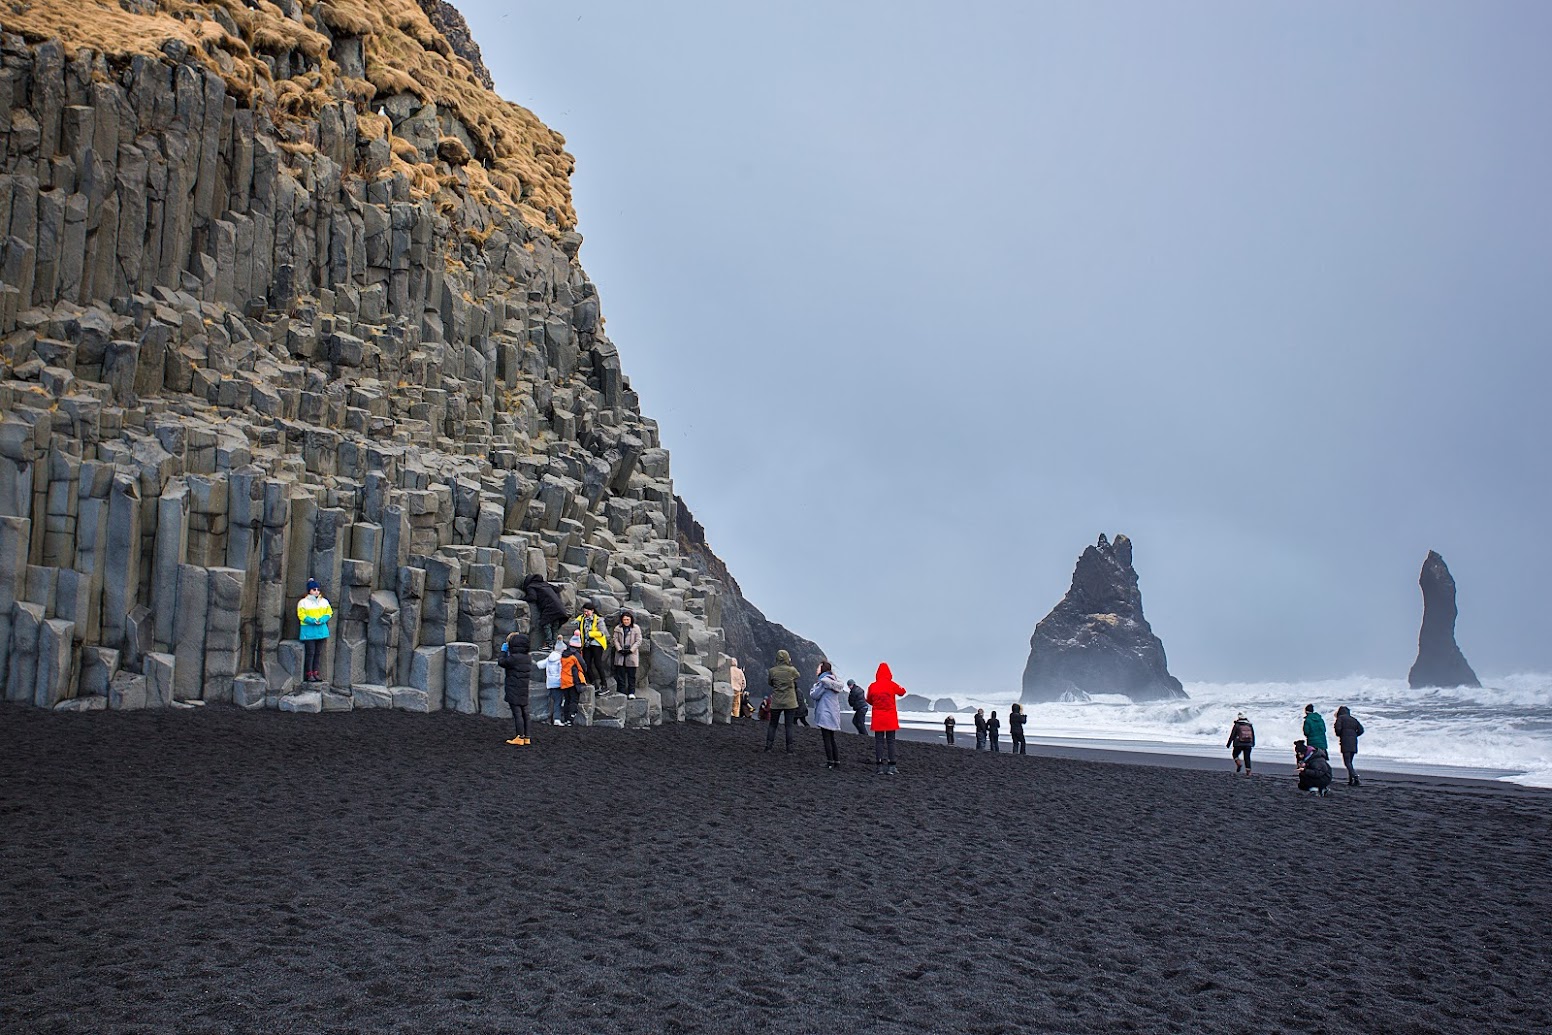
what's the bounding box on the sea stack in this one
[1021,534,1185,703]
[1407,551,1480,689]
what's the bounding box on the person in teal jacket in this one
[297,578,333,682]
[1302,704,1328,752]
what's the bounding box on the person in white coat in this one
[809,661,846,770]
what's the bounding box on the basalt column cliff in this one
[0,1,817,723]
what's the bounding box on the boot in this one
[887,763,899,776]
[875,762,885,775]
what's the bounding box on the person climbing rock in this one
[974,708,988,751]
[558,634,588,725]
[944,714,956,746]
[574,602,610,694]
[522,574,567,653]
[730,658,748,717]
[847,679,868,735]
[611,611,643,699]
[544,638,565,725]
[296,578,332,682]
[1227,712,1256,775]
[988,710,1001,753]
[1334,705,1365,786]
[1302,704,1329,753]
[764,649,802,753]
[1009,703,1028,755]
[498,631,531,745]
[867,662,907,775]
[809,661,845,769]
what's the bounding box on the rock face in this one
[1407,551,1480,689]
[0,3,796,723]
[674,497,825,692]
[1021,534,1185,703]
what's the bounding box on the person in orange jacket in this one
[866,662,907,776]
[557,633,589,726]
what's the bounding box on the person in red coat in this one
[867,662,907,776]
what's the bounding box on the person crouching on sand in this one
[1227,712,1255,775]
[867,663,907,775]
[809,661,845,769]
[1009,703,1027,755]
[558,634,588,725]
[764,649,802,754]
[498,631,531,745]
[297,578,332,682]
[988,710,1001,752]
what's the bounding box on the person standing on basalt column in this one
[574,602,611,694]
[610,611,642,700]
[1009,703,1028,755]
[867,662,907,775]
[988,710,1001,753]
[296,578,332,682]
[809,661,845,770]
[847,679,869,735]
[1333,705,1365,786]
[498,631,531,745]
[522,574,566,652]
[764,649,802,754]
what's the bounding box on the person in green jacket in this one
[763,649,802,754]
[1302,704,1329,752]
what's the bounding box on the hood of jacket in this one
[876,662,892,683]
[776,649,791,664]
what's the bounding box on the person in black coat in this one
[521,575,566,650]
[974,708,988,751]
[498,631,531,745]
[1009,703,1028,755]
[1297,743,1334,797]
[847,680,868,735]
[988,711,1001,753]
[1333,705,1365,786]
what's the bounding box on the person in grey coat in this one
[809,661,846,769]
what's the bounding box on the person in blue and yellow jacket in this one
[297,578,332,682]
[573,601,611,693]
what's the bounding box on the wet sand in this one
[3,704,1550,1034]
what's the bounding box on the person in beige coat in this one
[729,657,748,717]
[610,611,643,699]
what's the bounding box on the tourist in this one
[944,714,956,746]
[764,649,802,753]
[809,661,845,769]
[1227,712,1256,775]
[1302,704,1329,753]
[574,602,611,694]
[544,638,565,726]
[296,578,332,682]
[847,679,868,735]
[1334,705,1365,786]
[1009,703,1028,755]
[611,611,643,699]
[988,710,1001,753]
[866,662,906,775]
[1296,741,1334,797]
[558,634,588,725]
[794,669,812,728]
[521,574,566,652]
[974,708,988,751]
[730,658,747,717]
[498,631,531,745]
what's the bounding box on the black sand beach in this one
[3,705,1550,1034]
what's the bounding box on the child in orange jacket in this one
[558,634,589,725]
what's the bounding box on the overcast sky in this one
[465,1,1551,694]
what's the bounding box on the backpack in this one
[758,697,771,721]
[1235,721,1254,745]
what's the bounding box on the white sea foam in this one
[897,673,1552,787]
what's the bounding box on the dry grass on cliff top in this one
[0,0,575,231]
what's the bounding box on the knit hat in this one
[1236,712,1246,721]
[569,633,582,648]
[306,578,320,592]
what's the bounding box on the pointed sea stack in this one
[1407,551,1481,689]
[1021,534,1186,703]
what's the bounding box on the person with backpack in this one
[764,649,802,754]
[573,602,610,694]
[522,574,567,652]
[974,708,988,751]
[558,634,589,725]
[610,611,643,699]
[1227,712,1256,775]
[1297,742,1334,797]
[544,638,566,725]
[498,631,531,745]
[809,661,846,769]
[847,679,868,735]
[866,662,907,775]
[1333,705,1366,786]
[988,710,1002,752]
[1009,703,1028,755]
[1302,704,1329,753]
[296,578,333,682]
[944,714,956,746]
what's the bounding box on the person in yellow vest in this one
[573,602,611,693]
[296,578,333,682]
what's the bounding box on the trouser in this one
[548,687,564,721]
[990,734,1000,752]
[531,615,560,651]
[821,729,838,762]
[615,665,637,696]
[946,729,956,745]
[562,687,578,724]
[851,710,867,735]
[303,639,324,678]
[1299,771,1331,792]
[582,645,609,691]
[874,730,897,764]
[976,732,986,751]
[1012,733,1026,755]
[766,709,795,750]
[1234,744,1253,770]
[1342,751,1358,782]
[509,700,528,737]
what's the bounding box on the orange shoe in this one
[505,736,524,745]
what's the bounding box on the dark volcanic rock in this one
[1021,534,1185,703]
[418,1,496,90]
[674,498,827,692]
[1408,551,1481,689]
